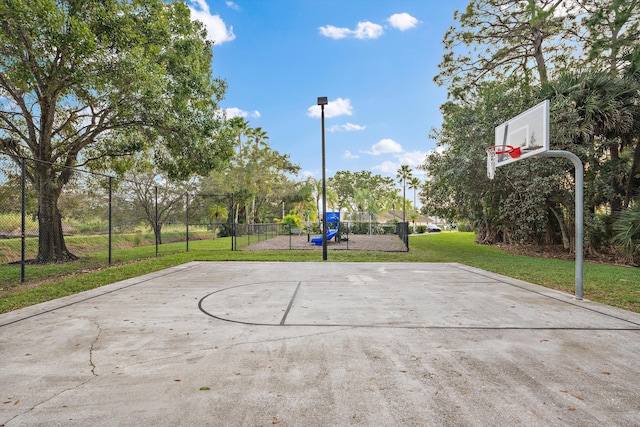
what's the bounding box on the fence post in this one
[346,222,349,250]
[185,192,189,253]
[231,192,235,251]
[108,176,112,265]
[21,157,25,283]
[155,185,158,257]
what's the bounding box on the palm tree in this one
[294,178,315,221]
[396,165,412,223]
[208,204,229,239]
[385,189,403,220]
[246,127,269,149]
[228,117,249,152]
[409,212,420,232]
[312,178,323,225]
[326,186,339,213]
[409,176,421,214]
[353,188,369,221]
[612,203,640,263]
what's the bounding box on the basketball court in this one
[2,261,640,426]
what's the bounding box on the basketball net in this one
[485,145,520,180]
[487,149,497,180]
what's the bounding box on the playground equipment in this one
[311,212,340,246]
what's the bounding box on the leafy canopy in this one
[0,0,233,180]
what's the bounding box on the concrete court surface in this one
[1,261,640,426]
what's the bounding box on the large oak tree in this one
[0,0,233,262]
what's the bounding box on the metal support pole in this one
[21,157,25,283]
[321,103,327,261]
[539,150,584,300]
[155,185,159,257]
[185,192,189,253]
[108,176,112,265]
[231,193,236,251]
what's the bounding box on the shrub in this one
[585,212,613,253]
[68,218,108,234]
[0,213,38,235]
[281,214,302,229]
[457,222,473,232]
[350,222,370,234]
[612,203,640,262]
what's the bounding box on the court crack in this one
[89,319,102,376]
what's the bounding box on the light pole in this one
[317,96,328,260]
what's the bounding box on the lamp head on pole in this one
[317,96,328,106]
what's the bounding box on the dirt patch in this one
[242,234,408,252]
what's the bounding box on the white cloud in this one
[319,21,384,40]
[343,150,360,159]
[353,21,384,39]
[225,107,260,119]
[397,150,429,169]
[367,138,403,155]
[328,122,366,132]
[388,13,419,31]
[188,0,235,44]
[366,143,429,177]
[225,1,240,11]
[318,25,352,40]
[372,160,399,174]
[307,97,353,118]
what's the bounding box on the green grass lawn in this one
[1,232,638,314]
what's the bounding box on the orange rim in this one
[485,145,514,155]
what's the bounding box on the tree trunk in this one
[609,142,622,213]
[154,221,163,245]
[35,176,78,263]
[624,136,640,209]
[531,26,548,84]
[549,205,571,250]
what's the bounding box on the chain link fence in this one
[0,157,244,285]
[0,157,410,286]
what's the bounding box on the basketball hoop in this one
[485,145,521,180]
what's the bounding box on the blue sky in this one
[188,0,467,181]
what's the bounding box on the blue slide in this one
[311,212,340,245]
[311,228,338,245]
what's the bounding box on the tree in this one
[228,117,249,152]
[421,78,553,245]
[328,170,395,213]
[207,204,228,239]
[577,0,640,211]
[612,203,640,262]
[290,177,317,223]
[435,0,579,100]
[385,189,404,221]
[112,158,196,245]
[428,0,640,259]
[208,126,300,224]
[541,70,640,212]
[0,0,233,262]
[580,0,640,77]
[396,165,412,223]
[311,177,337,224]
[246,127,269,150]
[408,176,421,214]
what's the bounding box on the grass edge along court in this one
[0,232,638,315]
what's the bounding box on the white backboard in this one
[494,100,549,167]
